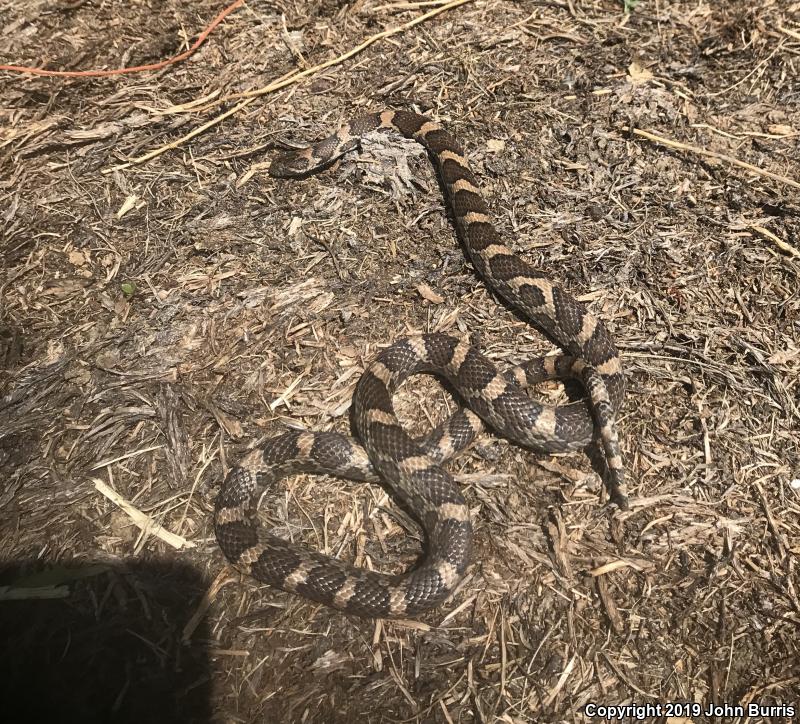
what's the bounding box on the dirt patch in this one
[2,0,799,722]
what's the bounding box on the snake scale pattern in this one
[215,110,627,618]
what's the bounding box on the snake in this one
[215,110,627,618]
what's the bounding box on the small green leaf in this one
[121,282,136,296]
[623,0,639,12]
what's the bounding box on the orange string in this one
[0,0,244,77]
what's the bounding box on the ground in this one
[1,0,799,722]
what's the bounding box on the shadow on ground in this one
[0,559,210,724]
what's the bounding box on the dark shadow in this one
[0,558,211,724]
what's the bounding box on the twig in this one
[93,478,195,549]
[90,444,164,470]
[0,585,70,600]
[777,25,800,42]
[0,0,243,77]
[372,1,456,10]
[753,480,788,557]
[102,0,474,173]
[182,567,237,642]
[624,126,800,191]
[103,97,255,173]
[209,0,473,106]
[750,225,800,259]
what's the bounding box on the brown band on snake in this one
[214,111,627,618]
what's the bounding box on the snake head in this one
[269,148,314,178]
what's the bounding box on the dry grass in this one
[1,0,799,722]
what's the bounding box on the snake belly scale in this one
[214,110,626,618]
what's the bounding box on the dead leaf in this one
[486,138,506,152]
[417,283,444,304]
[767,123,795,136]
[116,194,139,219]
[288,216,303,237]
[68,250,86,266]
[628,61,654,84]
[310,649,350,673]
[768,346,799,365]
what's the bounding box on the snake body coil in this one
[215,111,626,618]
